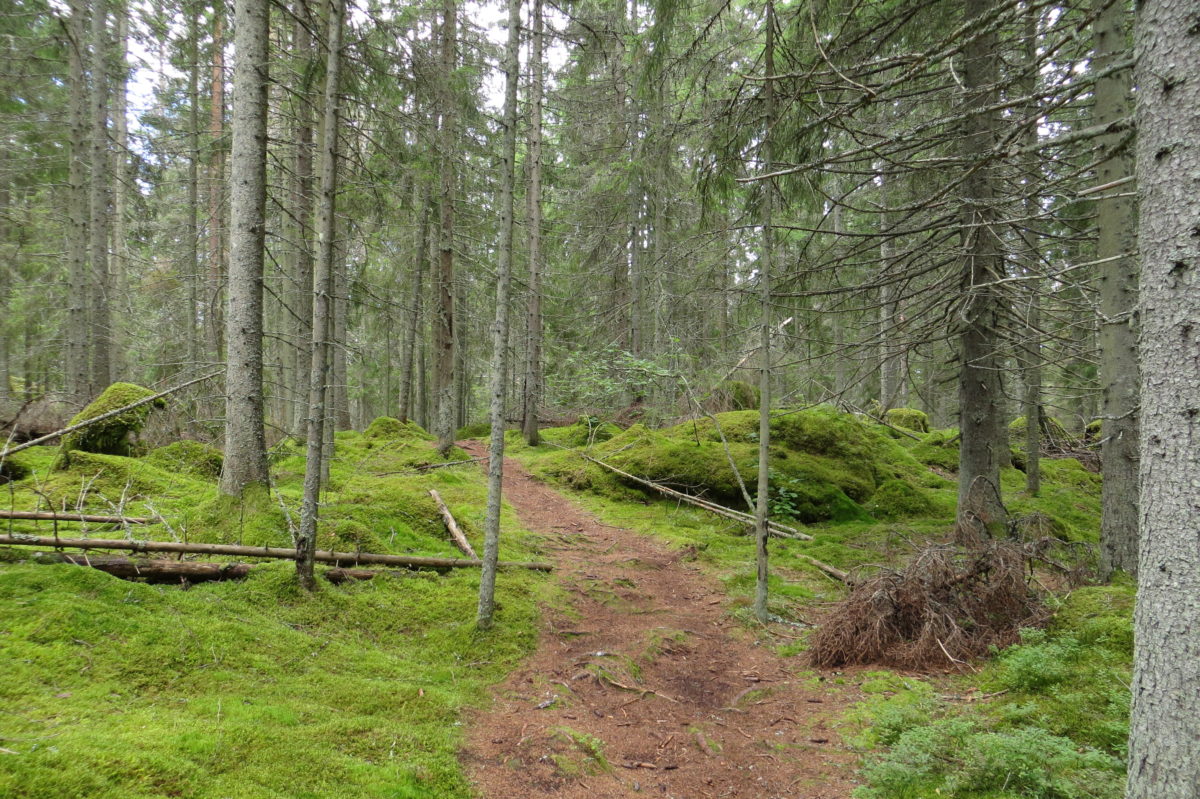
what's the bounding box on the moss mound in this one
[541,417,623,448]
[144,441,223,480]
[884,407,929,434]
[456,421,491,439]
[868,479,936,519]
[57,383,165,467]
[364,416,434,442]
[0,455,30,484]
[911,429,959,471]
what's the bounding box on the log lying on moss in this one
[0,510,152,525]
[0,534,553,571]
[28,554,444,584]
[429,489,478,558]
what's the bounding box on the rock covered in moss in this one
[868,479,936,519]
[884,407,929,434]
[364,416,434,442]
[145,440,224,480]
[911,430,959,471]
[57,383,165,468]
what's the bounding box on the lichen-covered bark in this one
[219,0,270,496]
[1126,1,1200,795]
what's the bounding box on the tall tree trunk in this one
[297,0,344,592]
[432,0,457,454]
[476,0,521,630]
[110,3,129,382]
[1021,3,1042,497]
[88,0,112,391]
[66,0,90,404]
[289,0,315,436]
[186,0,201,371]
[521,0,545,447]
[218,0,271,497]
[1094,0,1138,580]
[399,186,430,423]
[954,0,1006,537]
[753,0,775,625]
[332,250,351,431]
[206,9,226,364]
[1126,1,1200,793]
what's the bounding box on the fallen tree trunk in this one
[0,534,553,571]
[0,510,152,525]
[29,554,458,583]
[579,453,813,541]
[0,370,222,459]
[429,489,478,557]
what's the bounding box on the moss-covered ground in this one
[506,407,1125,798]
[0,419,549,798]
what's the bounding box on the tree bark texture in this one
[289,0,315,436]
[219,0,271,496]
[66,0,90,405]
[1126,2,1200,795]
[1095,0,1139,580]
[954,0,1006,536]
[206,9,226,363]
[433,0,457,455]
[477,0,520,630]
[522,0,545,447]
[87,0,112,391]
[297,0,344,591]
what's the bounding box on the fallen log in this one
[28,554,448,584]
[0,534,553,571]
[0,370,222,459]
[0,510,152,525]
[429,489,478,558]
[579,453,813,541]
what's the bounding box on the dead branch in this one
[0,510,152,525]
[429,489,478,558]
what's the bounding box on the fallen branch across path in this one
[28,554,461,584]
[0,534,553,571]
[429,489,478,558]
[579,453,812,541]
[0,370,224,460]
[0,510,152,525]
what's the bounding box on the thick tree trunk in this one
[1126,1,1200,794]
[218,0,271,497]
[954,0,1006,537]
[433,0,457,455]
[296,0,344,591]
[1094,0,1139,580]
[87,0,111,392]
[521,0,545,447]
[66,2,90,404]
[476,0,520,630]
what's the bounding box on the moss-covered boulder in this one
[57,383,165,468]
[884,408,930,434]
[364,416,434,442]
[145,440,223,480]
[1083,419,1102,445]
[1008,415,1076,452]
[867,479,936,519]
[542,417,623,448]
[911,430,959,471]
[456,421,491,439]
[0,455,30,484]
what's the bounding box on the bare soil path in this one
[460,443,860,799]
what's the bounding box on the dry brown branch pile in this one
[809,541,1051,670]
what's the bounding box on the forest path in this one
[458,442,860,799]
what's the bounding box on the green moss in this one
[1084,419,1102,445]
[363,416,434,442]
[1,454,30,483]
[455,421,491,439]
[911,429,960,471]
[883,408,929,434]
[867,479,936,519]
[540,417,623,448]
[144,441,223,480]
[57,383,165,468]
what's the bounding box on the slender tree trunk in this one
[218,0,271,497]
[332,251,351,431]
[289,1,315,436]
[206,9,226,364]
[1021,4,1042,497]
[66,0,90,404]
[753,1,776,625]
[297,0,344,591]
[186,1,201,371]
[1095,0,1138,580]
[87,0,112,391]
[399,186,430,423]
[110,4,129,382]
[954,0,1006,536]
[1126,1,1200,793]
[476,0,521,630]
[521,0,545,446]
[432,0,457,454]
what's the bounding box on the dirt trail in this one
[460,443,860,799]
